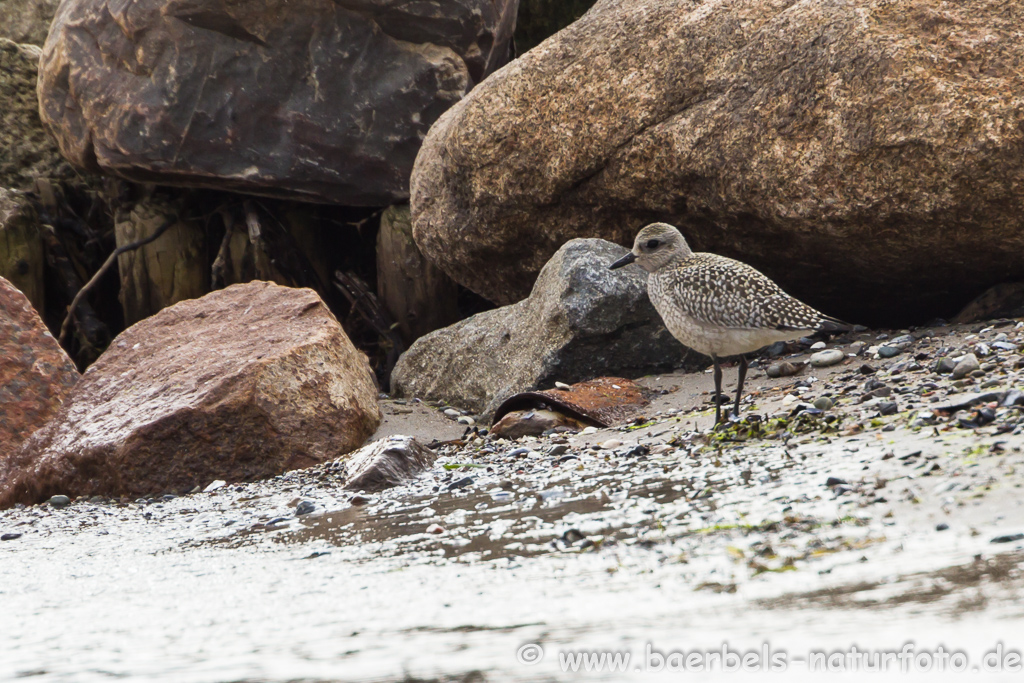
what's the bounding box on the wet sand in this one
[2,322,1023,682]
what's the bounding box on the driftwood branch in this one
[211,208,235,288]
[59,217,176,344]
[333,269,405,388]
[42,225,108,352]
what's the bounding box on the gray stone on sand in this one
[391,238,703,417]
[809,349,844,368]
[952,353,981,380]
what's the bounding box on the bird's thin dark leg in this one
[711,354,723,425]
[733,355,748,418]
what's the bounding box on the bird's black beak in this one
[609,252,636,270]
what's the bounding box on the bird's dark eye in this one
[645,239,661,250]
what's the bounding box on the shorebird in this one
[610,223,848,424]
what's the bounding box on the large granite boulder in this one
[0,277,79,464]
[37,0,517,206]
[1,39,74,190]
[0,281,381,508]
[412,0,1024,323]
[0,0,59,45]
[391,238,703,417]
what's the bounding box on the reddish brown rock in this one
[0,281,381,508]
[0,276,79,463]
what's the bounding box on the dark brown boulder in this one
[37,0,517,206]
[0,276,79,464]
[412,0,1024,323]
[0,281,381,508]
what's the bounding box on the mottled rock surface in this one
[0,281,381,508]
[0,0,59,45]
[391,239,703,417]
[344,435,437,492]
[37,0,517,205]
[0,39,73,190]
[0,276,79,464]
[412,0,1024,323]
[0,189,45,314]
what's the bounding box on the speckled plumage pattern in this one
[647,253,832,357]
[612,220,847,354]
[610,222,846,422]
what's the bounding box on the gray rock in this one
[766,361,801,378]
[935,357,956,374]
[952,353,981,380]
[48,494,70,508]
[813,396,834,411]
[878,345,901,358]
[809,349,844,367]
[877,401,898,416]
[38,0,516,205]
[391,238,704,416]
[344,435,438,492]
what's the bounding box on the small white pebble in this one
[426,524,445,534]
[581,426,599,435]
[599,439,623,449]
[810,341,826,350]
[555,381,571,390]
[457,416,475,426]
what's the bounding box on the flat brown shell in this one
[491,377,651,428]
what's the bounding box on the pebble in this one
[203,480,226,493]
[554,382,571,390]
[849,341,867,355]
[598,439,623,450]
[426,524,445,534]
[952,353,980,380]
[457,416,475,426]
[1,533,22,541]
[809,349,844,367]
[935,357,956,374]
[825,477,848,487]
[813,397,834,411]
[936,523,949,531]
[580,426,599,435]
[443,408,460,419]
[878,346,901,358]
[766,361,800,378]
[877,401,898,416]
[447,476,475,491]
[990,533,1024,544]
[295,501,315,516]
[490,491,514,503]
[48,495,70,508]
[992,341,1019,351]
[810,341,826,350]
[350,495,372,505]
